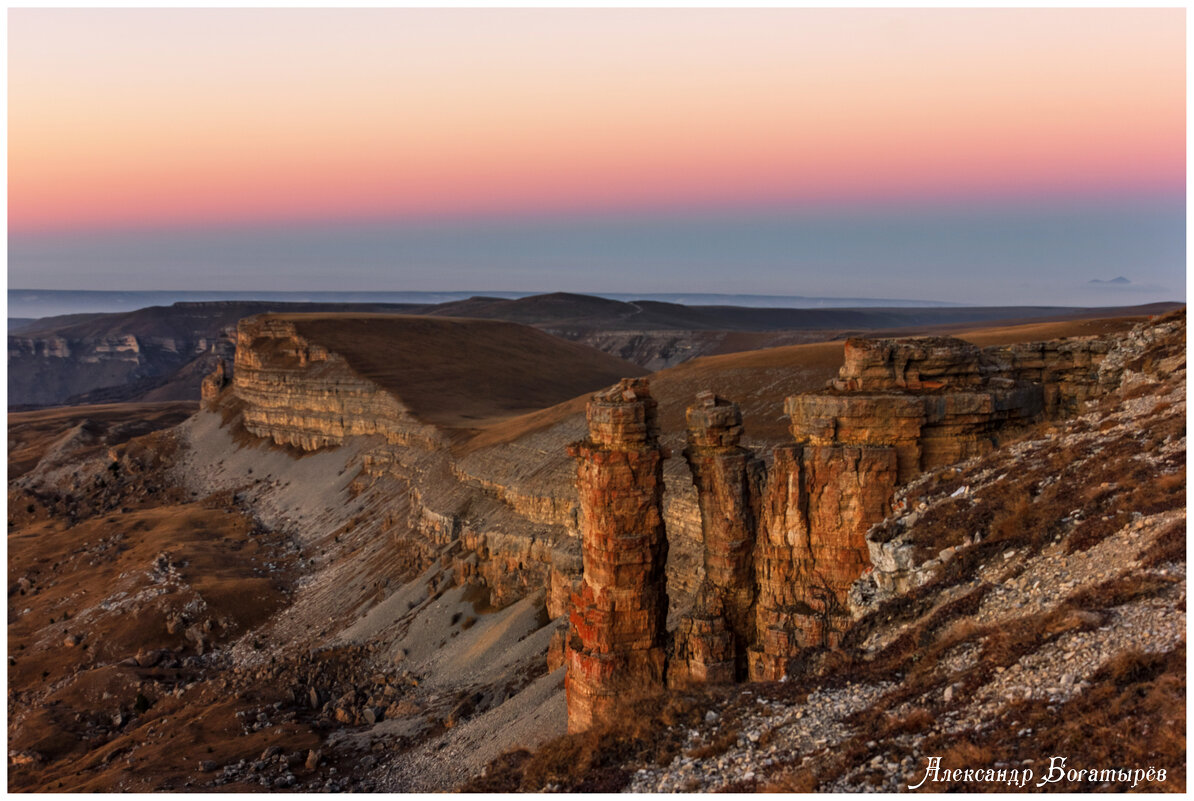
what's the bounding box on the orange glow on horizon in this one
[8,8,1185,233]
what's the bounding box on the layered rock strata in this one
[786,386,1042,484]
[670,393,763,684]
[548,539,584,620]
[790,335,1081,483]
[565,379,670,732]
[833,335,1112,419]
[231,316,576,611]
[747,335,1118,676]
[9,332,230,407]
[233,318,441,450]
[750,336,1055,671]
[994,338,1115,416]
[749,443,898,680]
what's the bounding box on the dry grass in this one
[1138,517,1186,568]
[461,688,725,792]
[954,316,1151,348]
[771,587,1181,793]
[915,646,1185,792]
[7,402,196,479]
[284,314,645,433]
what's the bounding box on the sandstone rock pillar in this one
[200,358,229,409]
[565,378,669,732]
[671,392,763,684]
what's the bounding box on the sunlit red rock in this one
[565,378,670,732]
[749,443,898,680]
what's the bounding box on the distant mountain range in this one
[8,291,1181,410]
[9,289,959,320]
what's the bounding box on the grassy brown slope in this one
[281,314,647,430]
[953,315,1148,347]
[466,312,1157,452]
[700,313,1155,362]
[8,402,197,479]
[7,423,313,792]
[7,497,313,793]
[465,340,846,452]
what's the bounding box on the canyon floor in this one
[7,306,1186,792]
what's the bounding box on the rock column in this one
[565,378,669,732]
[200,358,229,409]
[671,392,763,684]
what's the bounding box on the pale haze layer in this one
[8,8,1186,306]
[8,198,1183,307]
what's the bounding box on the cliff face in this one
[750,443,898,680]
[233,318,442,450]
[832,334,1112,416]
[788,332,1112,484]
[752,333,1117,674]
[224,315,601,618]
[8,333,229,407]
[560,328,1140,727]
[671,393,763,684]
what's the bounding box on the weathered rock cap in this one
[686,391,744,448]
[584,378,660,448]
[834,336,990,392]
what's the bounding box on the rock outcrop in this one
[548,538,584,620]
[750,335,1113,671]
[788,334,1104,483]
[831,334,1113,421]
[222,310,1151,738]
[670,393,763,684]
[797,336,1050,482]
[786,385,1042,484]
[564,379,670,732]
[200,358,229,409]
[233,317,442,450]
[749,443,898,680]
[563,330,1136,706]
[8,331,229,407]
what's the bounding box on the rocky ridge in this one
[469,309,1184,792]
[222,309,1167,737]
[8,331,229,408]
[9,303,1183,792]
[561,326,1129,716]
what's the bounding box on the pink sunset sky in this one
[9,7,1185,233]
[6,8,1185,305]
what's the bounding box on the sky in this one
[7,8,1186,306]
